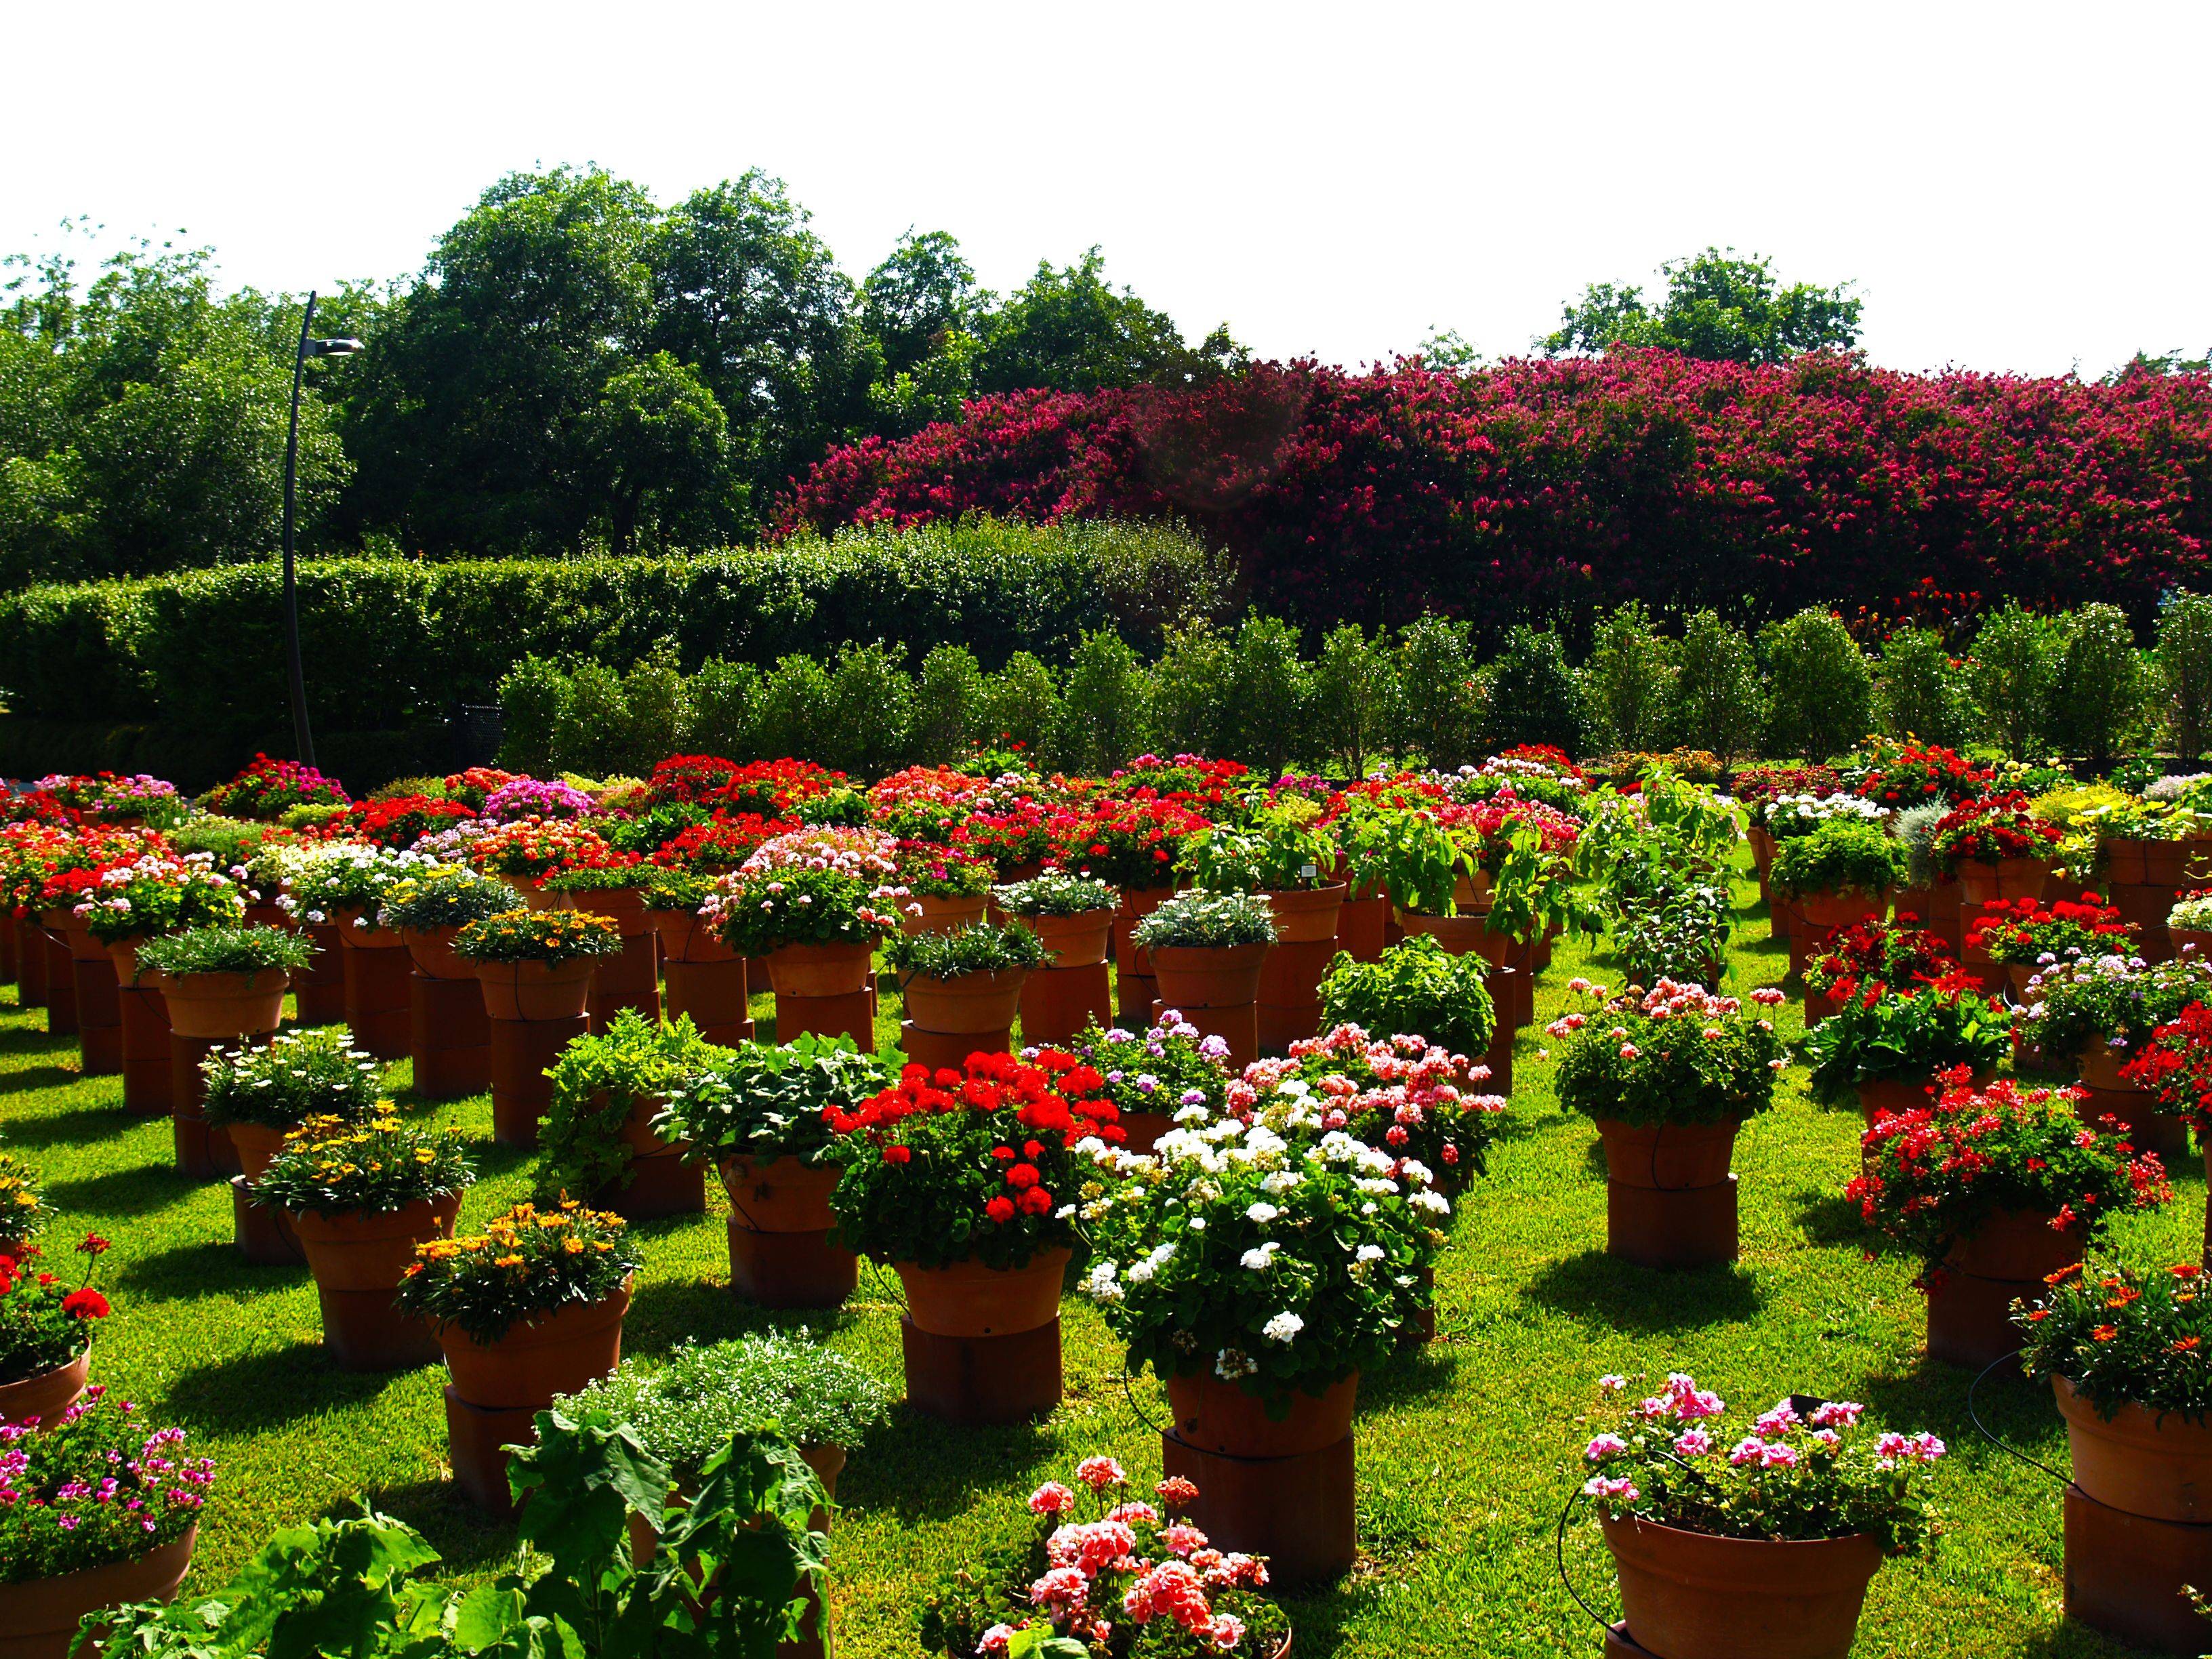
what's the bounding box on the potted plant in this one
[0,1150,52,1258]
[1769,819,1907,933]
[1801,918,1958,1027]
[74,851,244,974]
[1057,796,1212,991]
[886,921,1049,1048]
[819,1049,1119,1342]
[705,830,907,1000]
[893,840,996,934]
[258,1111,475,1370]
[1803,971,2011,1126]
[1576,1372,1942,1659]
[470,815,615,907]
[198,1025,384,1180]
[2168,888,2212,960]
[1267,1023,1510,1195]
[1850,1071,2169,1367]
[535,1010,725,1218]
[990,873,1118,968]
[1177,806,1346,940]
[0,1391,210,1659]
[1967,893,2133,1001]
[1931,790,2062,907]
[1318,933,1500,1090]
[199,752,347,819]
[920,1456,1290,1657]
[395,1199,639,1410]
[1548,979,1789,1267]
[1132,889,1278,1013]
[2018,953,2212,1154]
[1059,1012,1235,1151]
[658,1034,888,1307]
[0,1233,110,1428]
[455,907,622,1022]
[134,924,313,1040]
[377,864,523,980]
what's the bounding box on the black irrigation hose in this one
[1553,1485,1617,1634]
[1965,1349,2069,1487]
[1120,1362,1167,1440]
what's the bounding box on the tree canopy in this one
[1540,246,1862,364]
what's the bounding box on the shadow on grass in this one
[1852,1353,2070,1484]
[1521,1252,1763,1333]
[46,1162,197,1217]
[0,1025,72,1058]
[0,1093,129,1139]
[1361,1342,1456,1410]
[1790,1187,1877,1249]
[848,1414,1061,1524]
[164,1338,395,1433]
[113,1236,304,1300]
[621,1275,860,1358]
[366,1477,518,1577]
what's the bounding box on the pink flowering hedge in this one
[780,351,2212,629]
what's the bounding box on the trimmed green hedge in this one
[0,517,1231,733]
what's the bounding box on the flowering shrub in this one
[2019,1261,2212,1418]
[255,1111,475,1218]
[647,813,798,873]
[703,758,849,817]
[0,1391,211,1582]
[2016,953,2212,1062]
[199,1027,383,1130]
[281,844,438,933]
[2077,798,2212,844]
[325,794,477,849]
[1549,979,1788,1128]
[920,1456,1288,1658]
[1930,792,2062,872]
[656,1034,891,1168]
[1576,1372,1942,1553]
[1319,933,1496,1060]
[480,776,599,822]
[441,766,519,808]
[1802,920,1957,999]
[73,852,243,944]
[453,907,622,965]
[2169,890,2212,933]
[1803,975,2011,1104]
[1848,1071,2169,1276]
[135,924,314,979]
[1056,798,1213,888]
[1097,755,1250,808]
[1754,792,1883,838]
[37,773,183,827]
[0,1152,50,1246]
[375,864,523,931]
[992,872,1118,918]
[1769,819,1907,899]
[199,753,348,819]
[954,802,1067,872]
[1130,889,1277,951]
[0,1233,110,1386]
[395,1200,638,1344]
[1845,741,1994,808]
[1059,1015,1235,1127]
[818,1050,1120,1270]
[469,816,613,884]
[642,754,747,806]
[1081,1111,1446,1408]
[1254,1024,1509,1185]
[539,848,649,895]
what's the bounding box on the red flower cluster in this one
[1050,798,1213,888]
[201,753,349,819]
[1967,894,2133,967]
[324,794,476,849]
[1803,918,1959,1002]
[1853,742,1993,808]
[1734,764,1845,808]
[1931,792,2063,869]
[708,758,849,817]
[648,814,798,872]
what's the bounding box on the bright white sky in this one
[7,0,2206,378]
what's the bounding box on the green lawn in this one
[0,861,2192,1658]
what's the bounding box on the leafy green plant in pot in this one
[197,1025,384,1180]
[1803,971,2011,1125]
[1319,934,1497,1078]
[377,865,523,980]
[1178,804,1346,941]
[990,872,1120,968]
[656,1035,890,1309]
[886,922,1049,1036]
[135,924,314,1040]
[1131,889,1278,1013]
[1769,819,1908,932]
[257,1110,476,1371]
[535,1010,727,1214]
[454,907,621,1022]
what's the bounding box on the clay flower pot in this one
[0,1345,91,1429]
[1954,857,2052,907]
[475,958,595,1022]
[224,1120,291,1183]
[2076,1044,2134,1092]
[901,893,987,936]
[438,1278,634,1410]
[155,968,289,1040]
[2144,839,2212,886]
[291,1193,464,1370]
[649,907,737,964]
[1792,888,1891,932]
[1595,1118,1740,1190]
[1856,1077,1939,1130]
[402,925,475,981]
[1394,907,1488,954]
[0,1525,198,1659]
[513,879,573,912]
[1166,1370,1357,1459]
[1600,1512,1884,1659]
[1927,1209,2083,1369]
[1262,883,1347,944]
[896,1246,1071,1338]
[2055,1374,2212,1521]
[901,966,1028,1033]
[764,941,875,998]
[569,886,649,935]
[719,1156,840,1233]
[331,907,406,951]
[2171,926,2212,960]
[1112,886,1177,973]
[1025,909,1113,969]
[1150,942,1268,1010]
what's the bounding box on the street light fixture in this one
[282,290,363,769]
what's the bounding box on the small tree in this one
[977,652,1064,764]
[1584,600,1677,753]
[1225,612,1313,778]
[1965,602,2064,760]
[553,659,630,777]
[824,642,916,777]
[684,656,760,758]
[2053,603,2148,771]
[497,655,568,775]
[1308,622,1401,779]
[1059,627,1152,773]
[1672,610,1763,766]
[753,653,838,762]
[1487,625,1593,756]
[2159,589,2212,766]
[1872,627,1971,746]
[618,643,689,773]
[1392,614,1484,770]
[1759,607,1872,761]
[914,643,986,764]
[1147,619,1237,760]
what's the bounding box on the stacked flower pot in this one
[1111,883,1174,1025]
[2076,1041,2189,1159]
[1160,1372,1359,1584]
[2102,834,2211,963]
[35,909,78,1039]
[106,939,173,1117]
[897,1245,1069,1425]
[401,922,491,1100]
[15,912,49,1012]
[768,942,877,1051]
[721,1153,857,1307]
[1254,880,1347,1053]
[1013,904,1115,1046]
[57,912,122,1077]
[650,903,752,1046]
[160,962,291,1183]
[461,910,617,1149]
[569,883,662,1031]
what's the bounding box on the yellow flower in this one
[561,1236,584,1254]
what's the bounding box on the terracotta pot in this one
[1120,1109,1173,1153]
[2171,926,2212,962]
[896,1246,1070,1338]
[0,1345,90,1429]
[568,885,649,935]
[1856,1077,1938,1129]
[153,967,289,1040]
[1165,1370,1357,1459]
[1453,869,1494,911]
[1890,883,1950,930]
[1112,886,1176,972]
[2055,1373,2212,1521]
[1957,857,2053,907]
[475,958,595,1022]
[224,1120,289,1183]
[0,1526,197,1659]
[1946,1208,2083,1282]
[401,925,475,981]
[1150,942,1268,1010]
[1746,823,1775,877]
[291,1193,464,1370]
[1601,1512,1883,1659]
[1262,883,1347,944]
[513,879,573,912]
[764,941,874,998]
[2078,1044,2135,1092]
[901,892,987,936]
[439,1279,633,1410]
[719,1155,840,1233]
[647,907,736,964]
[2103,837,2151,886]
[1595,1118,1740,1191]
[2146,839,2212,887]
[1024,908,1113,969]
[901,966,1027,1033]
[1791,888,1891,932]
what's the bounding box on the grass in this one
[1,859,2194,1658]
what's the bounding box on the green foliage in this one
[1769,819,1908,899]
[1965,603,2064,760]
[1583,601,1676,754]
[201,1027,384,1130]
[537,1012,729,1203]
[972,249,1242,396]
[1129,888,1277,950]
[255,1112,475,1220]
[1486,625,1592,756]
[883,922,1048,981]
[1803,987,2012,1103]
[2159,589,2212,764]
[453,908,622,964]
[1224,612,1311,778]
[1145,620,1235,761]
[655,1034,889,1168]
[2051,603,2146,770]
[1308,622,1401,778]
[1541,247,1862,364]
[1057,628,1151,774]
[1319,934,1496,1058]
[975,651,1063,763]
[136,923,314,978]
[1759,608,1872,760]
[1671,610,1763,764]
[914,644,985,765]
[1872,627,1971,746]
[1393,613,1483,769]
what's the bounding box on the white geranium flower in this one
[1262,1311,1305,1345]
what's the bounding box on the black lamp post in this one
[283,291,363,768]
